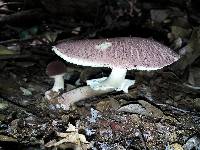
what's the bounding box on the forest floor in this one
[0,0,200,149]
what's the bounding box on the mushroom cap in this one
[53,37,180,70]
[46,61,66,76]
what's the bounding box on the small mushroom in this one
[52,37,180,93]
[46,61,67,92]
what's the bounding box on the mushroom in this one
[46,61,67,92]
[52,37,180,93]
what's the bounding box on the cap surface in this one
[46,61,66,76]
[53,37,180,70]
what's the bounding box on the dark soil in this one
[0,0,200,149]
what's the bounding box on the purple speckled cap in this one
[52,37,180,70]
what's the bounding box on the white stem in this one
[103,67,127,88]
[52,74,64,92]
[87,67,135,93]
[57,86,113,110]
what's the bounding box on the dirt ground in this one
[0,0,200,150]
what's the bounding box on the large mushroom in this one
[52,37,180,93]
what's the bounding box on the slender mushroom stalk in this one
[57,86,113,110]
[52,74,65,92]
[87,67,135,93]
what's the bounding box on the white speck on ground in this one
[87,108,101,123]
